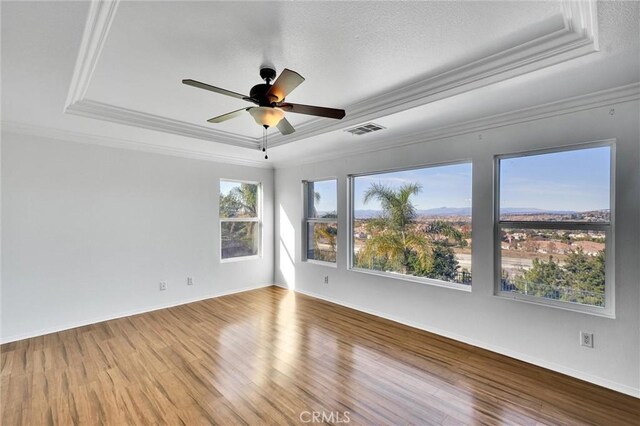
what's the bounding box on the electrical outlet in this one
[187,277,193,286]
[580,331,594,348]
[324,276,329,284]
[159,281,167,291]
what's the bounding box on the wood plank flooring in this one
[2,286,639,425]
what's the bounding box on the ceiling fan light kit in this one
[182,66,346,159]
[248,106,285,127]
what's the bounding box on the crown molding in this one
[11,83,636,171]
[66,99,258,149]
[64,0,600,153]
[64,0,120,109]
[276,83,639,168]
[1,121,273,169]
[562,0,599,50]
[268,17,598,147]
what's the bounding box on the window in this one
[304,179,337,263]
[219,180,261,260]
[496,144,613,313]
[350,162,472,287]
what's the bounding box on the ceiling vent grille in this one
[345,122,386,136]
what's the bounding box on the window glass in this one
[220,181,258,218]
[220,180,260,260]
[221,221,259,259]
[498,145,611,309]
[352,163,472,285]
[307,180,337,219]
[307,222,338,262]
[500,146,610,222]
[305,179,337,263]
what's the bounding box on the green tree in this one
[509,250,605,306]
[513,256,565,299]
[563,249,605,306]
[426,220,464,244]
[308,188,337,261]
[220,183,258,257]
[410,242,459,281]
[220,183,257,218]
[313,223,337,262]
[358,183,432,275]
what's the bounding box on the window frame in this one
[493,140,616,317]
[303,178,338,267]
[219,178,262,263]
[347,159,473,291]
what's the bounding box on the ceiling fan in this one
[182,67,346,137]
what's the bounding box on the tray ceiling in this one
[64,0,598,150]
[4,0,637,167]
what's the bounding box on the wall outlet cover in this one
[580,331,594,348]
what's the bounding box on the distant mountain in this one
[499,207,578,215]
[354,207,471,218]
[418,207,471,216]
[354,207,584,218]
[353,210,384,218]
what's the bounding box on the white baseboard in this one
[277,284,640,399]
[1,283,273,344]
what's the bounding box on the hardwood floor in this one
[1,286,639,425]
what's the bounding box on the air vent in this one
[345,122,386,136]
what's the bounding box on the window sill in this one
[305,259,338,268]
[495,291,615,319]
[220,255,261,264]
[348,267,472,292]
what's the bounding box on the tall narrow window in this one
[497,144,613,313]
[304,179,337,263]
[350,162,472,287]
[220,180,261,260]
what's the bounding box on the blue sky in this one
[309,180,337,213]
[353,163,472,211]
[220,180,240,197]
[500,146,610,211]
[349,146,610,214]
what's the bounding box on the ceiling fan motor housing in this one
[250,83,279,106]
[252,68,280,105]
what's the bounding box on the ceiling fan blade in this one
[278,103,345,119]
[207,108,248,123]
[276,117,295,135]
[266,69,305,102]
[182,79,251,101]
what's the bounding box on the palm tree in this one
[309,188,337,261]
[220,183,258,256]
[426,220,465,245]
[220,183,257,218]
[313,223,337,261]
[358,183,432,275]
[232,183,258,216]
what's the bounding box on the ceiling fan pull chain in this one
[264,125,269,159]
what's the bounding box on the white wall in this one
[2,100,638,397]
[274,101,640,397]
[1,132,274,342]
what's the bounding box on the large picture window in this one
[304,179,337,263]
[350,162,472,287]
[219,180,261,260]
[496,144,613,313]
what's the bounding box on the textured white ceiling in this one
[87,1,562,137]
[1,1,638,167]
